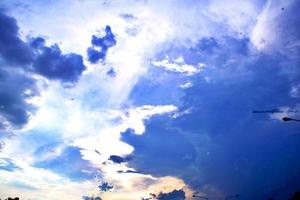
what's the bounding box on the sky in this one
[0,0,299,199]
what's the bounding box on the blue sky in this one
[0,0,299,199]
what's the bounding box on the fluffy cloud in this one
[0,11,33,66]
[30,37,86,82]
[0,10,86,132]
[156,189,186,200]
[0,68,38,129]
[87,26,117,64]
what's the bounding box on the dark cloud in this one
[0,11,86,131]
[0,11,37,128]
[121,121,196,176]
[87,47,106,64]
[129,66,185,106]
[117,169,141,174]
[194,37,219,54]
[0,197,20,200]
[87,26,116,63]
[156,189,185,200]
[82,196,102,200]
[31,42,86,82]
[108,155,132,164]
[98,182,113,192]
[29,37,45,49]
[124,34,300,200]
[0,11,86,83]
[106,67,116,77]
[0,11,33,66]
[0,68,38,128]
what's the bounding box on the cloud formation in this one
[0,11,33,66]
[34,146,97,181]
[0,10,86,131]
[156,189,186,200]
[123,11,300,196]
[30,37,86,82]
[87,26,117,63]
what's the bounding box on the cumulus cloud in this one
[30,37,86,82]
[0,11,86,83]
[87,26,117,64]
[156,189,186,200]
[0,68,38,129]
[0,10,86,131]
[0,11,33,66]
[123,32,300,199]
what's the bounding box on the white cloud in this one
[152,57,205,76]
[290,84,300,98]
[251,0,296,52]
[180,82,193,89]
[0,159,98,200]
[204,0,262,35]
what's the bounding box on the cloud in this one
[0,0,299,199]
[123,34,300,199]
[0,10,86,83]
[0,10,87,132]
[30,39,86,82]
[82,196,102,200]
[98,182,113,192]
[87,26,117,63]
[156,189,186,200]
[106,68,116,77]
[0,11,39,130]
[0,10,33,66]
[179,82,192,89]
[0,161,97,199]
[152,56,205,76]
[0,158,21,172]
[8,181,37,191]
[0,68,38,129]
[121,115,196,177]
[34,146,98,181]
[251,0,300,57]
[108,155,132,164]
[119,13,136,21]
[290,84,300,98]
